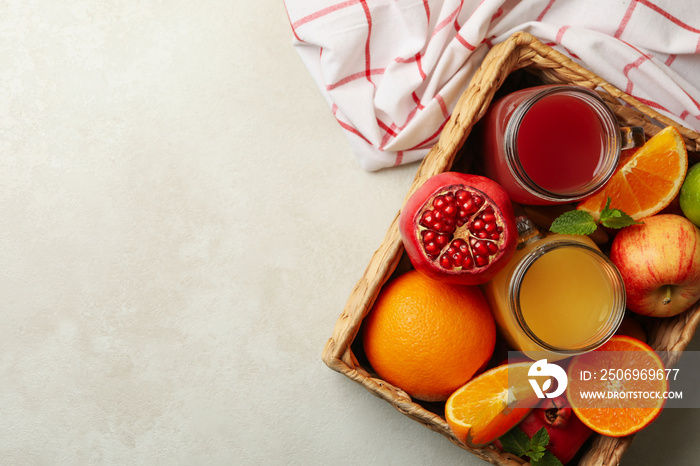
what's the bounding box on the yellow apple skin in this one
[610,214,700,317]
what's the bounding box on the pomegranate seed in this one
[425,242,438,254]
[484,222,496,233]
[444,205,457,217]
[420,212,434,227]
[456,190,469,202]
[434,210,444,221]
[436,234,449,246]
[440,254,452,268]
[462,199,476,213]
[477,231,488,239]
[423,230,435,242]
[452,252,464,267]
[475,255,489,266]
[473,241,488,256]
[462,256,474,269]
[489,232,500,240]
[473,194,484,207]
[471,219,484,231]
[487,241,499,254]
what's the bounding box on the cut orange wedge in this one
[566,336,668,437]
[577,126,688,220]
[445,362,539,447]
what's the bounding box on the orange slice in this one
[566,336,668,437]
[577,126,688,220]
[445,362,539,447]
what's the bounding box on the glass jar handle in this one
[620,126,645,150]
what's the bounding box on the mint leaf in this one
[550,197,640,236]
[599,198,643,229]
[549,210,598,235]
[531,450,565,466]
[599,196,614,218]
[498,428,531,457]
[526,427,549,461]
[600,211,640,229]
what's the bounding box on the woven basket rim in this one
[322,31,700,466]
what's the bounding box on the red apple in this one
[610,214,700,317]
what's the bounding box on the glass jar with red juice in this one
[480,85,644,205]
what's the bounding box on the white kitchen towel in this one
[284,0,700,171]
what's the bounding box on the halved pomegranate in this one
[399,172,517,285]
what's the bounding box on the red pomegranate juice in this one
[480,85,620,205]
[517,93,604,194]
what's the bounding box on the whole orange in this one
[361,270,496,402]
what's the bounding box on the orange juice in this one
[484,218,625,359]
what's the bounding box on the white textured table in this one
[1,2,697,464]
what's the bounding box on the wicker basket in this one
[322,31,700,465]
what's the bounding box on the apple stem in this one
[662,285,673,306]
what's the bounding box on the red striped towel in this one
[284,0,700,171]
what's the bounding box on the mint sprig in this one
[550,197,642,235]
[499,427,564,466]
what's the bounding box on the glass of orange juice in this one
[483,216,625,360]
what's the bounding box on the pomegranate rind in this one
[399,172,517,285]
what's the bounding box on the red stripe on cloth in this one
[631,94,669,113]
[405,94,452,151]
[396,99,423,134]
[436,94,450,120]
[326,68,385,90]
[359,0,373,83]
[638,0,700,33]
[412,92,425,109]
[332,103,372,144]
[395,55,416,63]
[433,4,461,38]
[555,25,570,43]
[453,0,464,31]
[423,0,431,24]
[542,40,579,58]
[409,117,449,151]
[622,55,649,94]
[537,0,557,21]
[378,121,397,150]
[394,151,404,166]
[415,52,426,80]
[665,54,676,66]
[291,0,361,30]
[491,7,504,22]
[283,4,303,42]
[696,35,700,53]
[456,33,477,51]
[680,88,700,113]
[615,0,637,38]
[377,119,398,137]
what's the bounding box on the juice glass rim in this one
[503,85,622,203]
[507,239,626,355]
